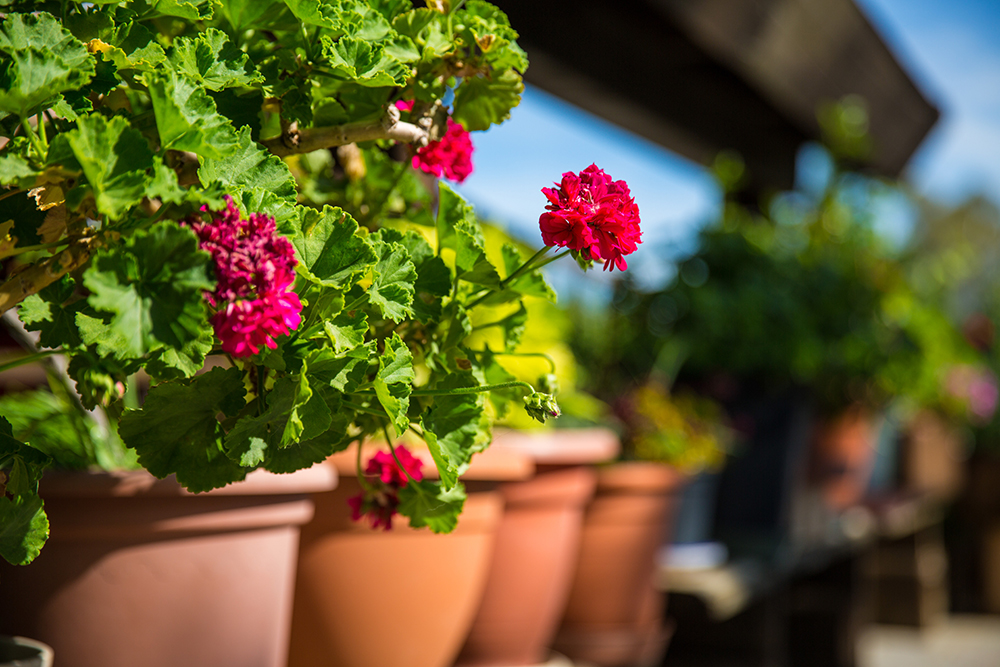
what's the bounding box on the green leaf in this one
[19,276,85,349]
[369,238,416,322]
[397,479,466,533]
[198,126,295,198]
[118,366,248,492]
[436,182,473,252]
[501,243,556,301]
[282,0,343,28]
[373,333,413,435]
[224,373,332,467]
[322,310,368,354]
[60,113,154,220]
[145,327,214,380]
[455,220,501,287]
[80,221,213,361]
[147,69,240,159]
[290,206,376,289]
[148,0,216,20]
[307,342,373,393]
[0,153,37,187]
[219,0,286,32]
[498,301,528,350]
[0,494,48,565]
[0,12,95,117]
[322,36,409,88]
[478,345,520,418]
[452,68,523,132]
[420,372,490,489]
[107,20,167,72]
[392,8,437,39]
[401,231,450,323]
[169,28,262,91]
[264,389,353,473]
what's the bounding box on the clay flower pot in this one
[288,443,526,667]
[554,462,686,667]
[0,465,337,667]
[456,428,618,667]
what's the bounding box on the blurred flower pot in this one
[811,404,879,511]
[456,428,619,666]
[0,466,336,667]
[901,409,966,501]
[0,636,53,667]
[288,443,526,667]
[554,462,685,667]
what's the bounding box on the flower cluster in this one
[395,100,474,183]
[539,164,641,271]
[347,446,424,530]
[186,197,302,357]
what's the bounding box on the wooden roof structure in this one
[496,0,939,192]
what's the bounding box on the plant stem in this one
[466,246,552,310]
[342,398,390,419]
[343,294,367,312]
[1,238,73,259]
[410,380,534,397]
[19,116,46,158]
[255,364,266,416]
[260,106,428,157]
[386,434,419,485]
[0,349,61,374]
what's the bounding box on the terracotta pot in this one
[456,466,598,666]
[901,409,966,501]
[811,405,879,510]
[287,475,504,667]
[0,465,337,667]
[554,462,685,667]
[0,636,53,667]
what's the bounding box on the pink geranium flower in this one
[539,164,642,271]
[186,196,302,357]
[395,100,474,183]
[347,445,424,531]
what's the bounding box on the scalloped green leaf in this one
[119,366,248,492]
[397,479,465,533]
[420,372,490,489]
[169,28,262,91]
[452,68,523,132]
[369,238,416,322]
[80,222,214,361]
[373,333,413,435]
[224,372,332,467]
[290,205,376,289]
[147,69,240,159]
[0,12,95,118]
[198,126,295,198]
[60,113,155,220]
[322,36,409,88]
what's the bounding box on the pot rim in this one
[38,464,337,498]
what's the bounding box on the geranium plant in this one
[0,2,641,565]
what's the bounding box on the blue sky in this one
[453,0,1000,294]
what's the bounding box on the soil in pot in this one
[0,466,336,667]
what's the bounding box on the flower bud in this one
[523,392,561,424]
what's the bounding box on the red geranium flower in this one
[539,164,641,271]
[186,196,302,357]
[395,100,474,183]
[347,445,424,531]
